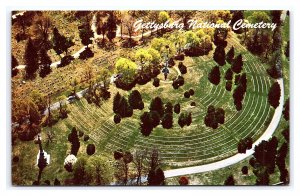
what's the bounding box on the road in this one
[164,80,283,178]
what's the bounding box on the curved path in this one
[164,78,284,178]
[163,10,287,178]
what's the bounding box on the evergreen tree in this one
[148,168,165,186]
[224,175,235,185]
[128,90,144,110]
[208,66,221,85]
[52,27,74,57]
[283,98,289,121]
[39,49,52,78]
[268,82,281,109]
[230,11,244,34]
[213,46,226,66]
[225,68,233,80]
[231,54,243,73]
[174,103,181,114]
[24,38,39,79]
[106,13,117,42]
[149,97,164,117]
[161,113,173,129]
[226,46,235,64]
[79,22,94,46]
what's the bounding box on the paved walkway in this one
[164,79,284,178]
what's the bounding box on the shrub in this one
[174,103,180,114]
[161,113,173,129]
[114,150,123,160]
[190,102,196,106]
[83,135,89,141]
[128,90,144,110]
[78,130,84,137]
[184,91,190,98]
[153,77,160,87]
[79,47,94,60]
[114,114,121,124]
[178,62,187,74]
[241,166,248,175]
[189,89,195,96]
[174,54,185,61]
[178,176,189,185]
[178,112,192,128]
[57,55,74,68]
[86,144,96,155]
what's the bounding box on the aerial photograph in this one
[11,10,289,186]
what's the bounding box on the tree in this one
[114,114,121,124]
[153,77,160,87]
[39,49,52,78]
[224,175,235,185]
[87,155,113,185]
[149,97,164,117]
[30,13,52,48]
[238,137,253,153]
[113,92,122,114]
[148,167,165,186]
[147,149,164,186]
[161,113,173,129]
[245,11,272,56]
[147,48,161,65]
[241,166,248,175]
[268,82,281,109]
[253,137,278,174]
[230,11,244,34]
[13,11,34,37]
[115,58,138,85]
[133,149,147,185]
[204,105,225,129]
[178,62,187,74]
[208,66,221,85]
[106,12,117,42]
[123,15,135,42]
[231,54,243,73]
[114,151,133,185]
[73,157,91,185]
[225,68,233,80]
[178,112,192,128]
[158,11,170,34]
[178,176,189,185]
[176,11,196,30]
[57,94,66,115]
[140,111,160,136]
[79,22,94,47]
[283,98,289,121]
[226,46,235,64]
[213,46,226,66]
[113,93,133,118]
[285,41,289,58]
[135,49,153,71]
[164,102,173,114]
[12,55,19,77]
[24,38,39,79]
[86,144,96,155]
[52,27,74,57]
[174,103,180,114]
[128,90,144,110]
[68,127,80,156]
